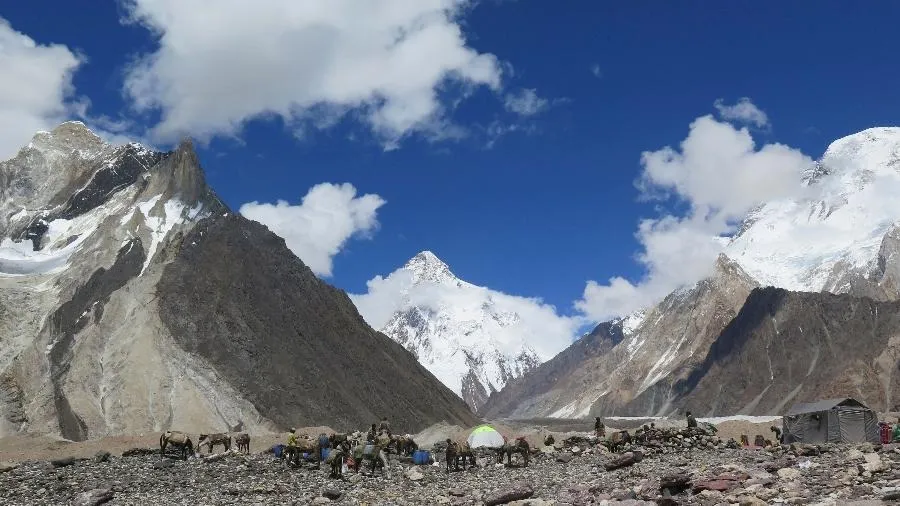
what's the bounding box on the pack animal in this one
[605,430,632,452]
[326,440,351,479]
[445,439,475,471]
[351,434,390,474]
[159,431,193,460]
[389,434,418,456]
[498,437,530,467]
[197,433,232,453]
[233,433,250,454]
[283,435,321,467]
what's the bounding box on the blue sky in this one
[2,1,899,332]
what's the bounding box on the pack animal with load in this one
[159,431,193,460]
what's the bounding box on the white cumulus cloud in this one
[239,182,386,277]
[118,0,504,148]
[576,102,814,322]
[714,97,769,128]
[0,17,84,160]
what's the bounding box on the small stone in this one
[93,451,111,463]
[51,457,78,468]
[322,488,342,500]
[777,467,801,480]
[406,468,424,481]
[74,488,114,506]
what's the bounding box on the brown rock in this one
[484,482,534,506]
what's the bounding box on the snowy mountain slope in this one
[375,251,548,412]
[485,127,900,419]
[725,127,900,297]
[0,123,476,439]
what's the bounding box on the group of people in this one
[281,417,417,478]
[594,410,698,438]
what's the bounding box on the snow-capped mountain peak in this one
[402,250,461,285]
[724,127,900,295]
[376,250,544,412]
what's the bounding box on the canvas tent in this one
[782,397,879,444]
[467,425,505,448]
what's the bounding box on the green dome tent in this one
[467,424,505,448]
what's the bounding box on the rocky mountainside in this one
[370,251,543,412]
[484,127,900,418]
[672,287,900,414]
[0,122,476,440]
[482,254,759,419]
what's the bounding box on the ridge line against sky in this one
[2,1,899,346]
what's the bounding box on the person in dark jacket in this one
[686,411,697,428]
[594,417,605,437]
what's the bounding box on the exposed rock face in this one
[672,287,900,414]
[482,254,759,418]
[479,319,625,419]
[0,122,476,440]
[156,216,477,431]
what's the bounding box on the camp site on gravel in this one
[3,1,900,505]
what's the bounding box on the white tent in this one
[467,424,505,448]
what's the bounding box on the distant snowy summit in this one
[375,250,544,412]
[724,126,900,297]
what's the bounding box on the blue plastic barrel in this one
[273,444,285,458]
[412,450,430,465]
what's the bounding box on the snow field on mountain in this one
[725,127,900,292]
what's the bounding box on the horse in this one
[197,432,231,453]
[233,433,250,454]
[160,430,193,460]
[498,437,530,467]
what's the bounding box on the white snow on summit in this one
[350,250,580,411]
[725,127,900,292]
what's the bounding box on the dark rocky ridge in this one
[671,287,900,414]
[156,214,478,433]
[480,320,624,419]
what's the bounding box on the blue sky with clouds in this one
[2,1,899,339]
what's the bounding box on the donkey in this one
[197,432,232,453]
[160,430,193,460]
[498,437,530,467]
[233,433,250,454]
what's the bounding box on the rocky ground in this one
[3,430,900,505]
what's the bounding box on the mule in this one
[197,433,232,454]
[234,433,250,454]
[160,430,193,460]
[498,437,530,467]
[445,440,475,471]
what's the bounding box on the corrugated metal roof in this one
[785,397,869,416]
